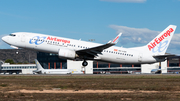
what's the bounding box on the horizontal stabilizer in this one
[153,54,175,62]
[153,54,176,58]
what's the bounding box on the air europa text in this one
[148,28,174,51]
[47,37,70,43]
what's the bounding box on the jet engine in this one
[58,48,76,59]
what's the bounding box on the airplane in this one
[2,25,177,67]
[151,62,166,74]
[33,59,83,74]
[151,69,162,74]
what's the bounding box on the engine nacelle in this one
[58,48,76,59]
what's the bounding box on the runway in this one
[1,73,180,76]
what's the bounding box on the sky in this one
[0,0,180,54]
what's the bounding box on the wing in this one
[33,70,41,74]
[76,33,122,59]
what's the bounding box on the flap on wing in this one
[77,42,115,53]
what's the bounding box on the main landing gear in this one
[82,60,88,66]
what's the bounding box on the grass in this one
[0,84,8,87]
[1,75,180,91]
[0,92,180,101]
[0,74,180,100]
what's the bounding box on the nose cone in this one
[2,36,7,42]
[2,36,9,44]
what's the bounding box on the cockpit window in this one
[9,34,16,36]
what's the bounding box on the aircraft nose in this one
[2,36,8,42]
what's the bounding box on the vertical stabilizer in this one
[35,59,44,70]
[147,25,176,55]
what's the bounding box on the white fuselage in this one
[2,32,156,64]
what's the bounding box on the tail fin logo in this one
[148,28,174,51]
[152,40,168,53]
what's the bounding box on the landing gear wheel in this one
[82,61,88,66]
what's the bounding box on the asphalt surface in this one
[0,73,180,76]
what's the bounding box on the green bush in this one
[5,59,15,64]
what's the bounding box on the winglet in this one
[109,33,122,44]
